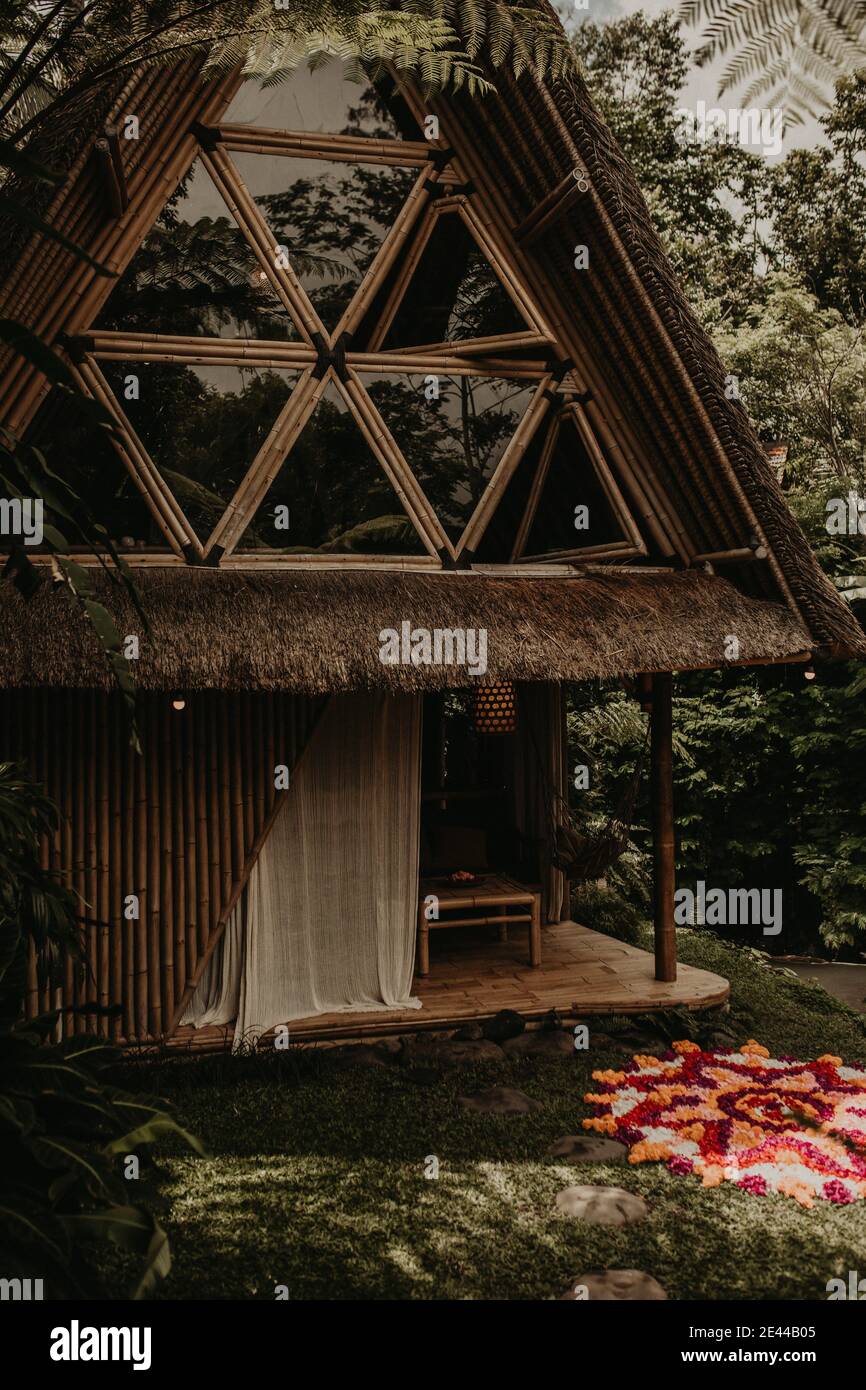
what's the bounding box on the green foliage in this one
[680,0,866,127]
[0,765,204,1298]
[569,881,645,945]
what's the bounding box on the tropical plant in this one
[680,0,866,126]
[0,762,204,1298]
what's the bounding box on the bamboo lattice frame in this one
[60,118,650,568]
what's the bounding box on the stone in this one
[375,1037,404,1055]
[502,1028,574,1058]
[458,1086,542,1114]
[452,1022,484,1042]
[554,1184,648,1225]
[482,1009,526,1043]
[437,1039,505,1064]
[547,1135,629,1164]
[560,1269,667,1300]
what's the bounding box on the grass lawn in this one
[122,929,866,1301]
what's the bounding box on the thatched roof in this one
[1,6,864,665]
[0,569,812,692]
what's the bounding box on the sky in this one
[553,0,826,159]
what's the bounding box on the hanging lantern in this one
[473,680,518,735]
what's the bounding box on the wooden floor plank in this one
[165,920,729,1050]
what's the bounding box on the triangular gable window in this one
[65,66,579,564]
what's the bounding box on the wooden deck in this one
[168,920,729,1050]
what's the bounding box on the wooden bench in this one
[417,873,541,977]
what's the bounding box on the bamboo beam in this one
[183,702,198,983]
[378,331,553,359]
[97,694,111,1037]
[339,369,451,559]
[366,199,439,352]
[95,127,130,218]
[512,166,590,246]
[146,697,162,1037]
[195,699,210,959]
[350,353,548,379]
[215,126,436,166]
[209,366,326,557]
[510,412,560,561]
[332,164,436,342]
[691,546,769,566]
[133,704,148,1040]
[457,373,556,556]
[85,697,98,1032]
[75,357,194,557]
[201,145,325,347]
[159,698,174,1028]
[651,672,676,983]
[568,403,647,555]
[171,700,186,1009]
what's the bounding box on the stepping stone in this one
[458,1086,542,1114]
[503,1028,574,1057]
[560,1270,667,1300]
[437,1039,505,1064]
[548,1135,629,1163]
[554,1184,648,1225]
[483,1009,525,1043]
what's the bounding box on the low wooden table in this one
[417,873,541,977]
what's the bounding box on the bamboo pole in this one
[231,701,245,884]
[512,167,590,245]
[242,694,255,853]
[216,126,434,165]
[510,412,560,561]
[458,374,556,556]
[206,695,222,956]
[218,696,232,910]
[366,200,440,352]
[133,704,148,1040]
[159,699,175,1027]
[205,367,324,557]
[183,699,198,983]
[349,353,548,379]
[380,331,552,359]
[195,698,210,958]
[146,696,162,1037]
[690,546,768,566]
[201,146,324,346]
[338,370,449,559]
[333,164,435,342]
[85,696,98,1032]
[97,694,111,1037]
[171,699,186,1012]
[651,672,676,983]
[568,403,647,554]
[76,359,193,556]
[121,698,135,1040]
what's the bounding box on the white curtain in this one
[182,691,422,1044]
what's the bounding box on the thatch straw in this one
[0,568,815,694]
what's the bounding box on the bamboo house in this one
[2,37,864,1048]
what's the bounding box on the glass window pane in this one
[94,159,299,340]
[238,379,425,554]
[232,153,416,332]
[222,64,420,140]
[360,372,537,544]
[100,361,300,545]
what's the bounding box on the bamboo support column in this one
[651,672,677,983]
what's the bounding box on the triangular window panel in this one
[360,372,539,547]
[236,378,428,555]
[229,152,417,333]
[99,361,302,549]
[373,209,540,353]
[518,407,643,560]
[222,62,422,141]
[20,386,172,551]
[94,157,301,341]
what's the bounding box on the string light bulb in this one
[171,695,186,711]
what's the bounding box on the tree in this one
[680,0,866,127]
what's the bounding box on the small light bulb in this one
[171,696,186,711]
[804,665,816,682]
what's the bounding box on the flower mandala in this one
[583,1040,866,1207]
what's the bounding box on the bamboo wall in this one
[0,689,321,1042]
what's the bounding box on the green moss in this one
[122,931,866,1300]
